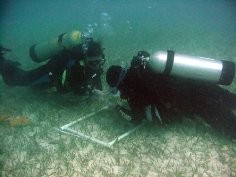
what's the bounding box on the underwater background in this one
[1,0,236,67]
[0,0,236,176]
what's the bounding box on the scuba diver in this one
[0,30,105,95]
[106,50,236,138]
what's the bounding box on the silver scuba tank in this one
[149,50,235,85]
[29,30,83,63]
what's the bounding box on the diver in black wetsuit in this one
[0,39,105,95]
[106,51,236,138]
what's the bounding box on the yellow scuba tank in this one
[149,50,235,86]
[29,30,82,62]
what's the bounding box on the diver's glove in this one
[115,105,132,121]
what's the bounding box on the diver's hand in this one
[89,89,111,103]
[115,104,132,121]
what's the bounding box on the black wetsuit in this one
[117,57,236,138]
[0,46,103,94]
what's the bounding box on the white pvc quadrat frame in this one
[57,106,144,148]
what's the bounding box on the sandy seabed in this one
[1,1,236,176]
[0,82,235,177]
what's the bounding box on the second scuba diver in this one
[106,50,236,138]
[0,30,105,95]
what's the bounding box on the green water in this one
[0,0,236,176]
[1,0,236,65]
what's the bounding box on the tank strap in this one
[164,50,175,75]
[219,60,235,85]
[29,44,40,63]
